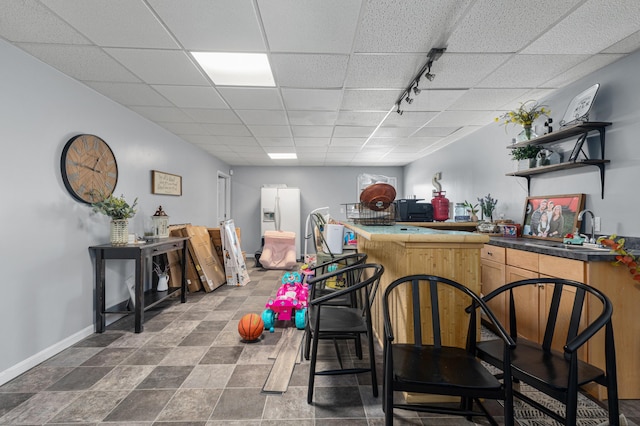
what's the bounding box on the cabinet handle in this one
[487,251,493,256]
[537,283,545,288]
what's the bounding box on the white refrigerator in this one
[261,186,301,260]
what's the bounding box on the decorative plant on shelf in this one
[510,145,543,161]
[478,194,498,222]
[495,100,550,140]
[92,194,138,220]
[597,235,640,282]
[463,201,479,221]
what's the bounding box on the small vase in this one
[110,219,128,246]
[157,274,169,292]
[517,125,538,141]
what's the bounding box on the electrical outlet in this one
[340,207,345,214]
[594,216,601,232]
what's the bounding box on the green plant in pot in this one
[510,145,542,168]
[92,194,138,245]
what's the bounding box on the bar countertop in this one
[342,221,490,244]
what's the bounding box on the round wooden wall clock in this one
[60,134,118,204]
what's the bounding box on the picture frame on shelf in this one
[521,194,585,241]
[151,170,182,196]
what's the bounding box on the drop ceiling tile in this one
[105,49,209,85]
[158,122,208,135]
[295,144,329,152]
[216,136,259,146]
[217,87,284,110]
[294,138,330,147]
[0,0,89,44]
[17,43,140,82]
[182,108,241,124]
[477,54,589,88]
[345,54,425,88]
[327,145,362,153]
[354,0,471,53]
[522,0,640,54]
[248,125,292,138]
[389,144,434,153]
[129,106,193,122]
[84,82,172,106]
[149,0,266,51]
[383,111,438,127]
[413,126,460,138]
[236,110,288,125]
[258,0,361,53]
[336,111,388,126]
[330,138,367,146]
[340,90,399,111]
[425,111,494,127]
[203,124,252,137]
[448,88,528,111]
[363,138,397,147]
[288,111,338,126]
[256,137,294,146]
[501,89,557,110]
[333,126,375,137]
[42,0,179,48]
[402,89,468,112]
[230,144,264,153]
[422,54,512,89]
[271,54,349,88]
[325,152,356,161]
[182,134,222,145]
[374,127,417,138]
[445,0,582,53]
[291,126,334,137]
[282,88,343,111]
[152,85,228,108]
[540,54,626,88]
[603,30,640,53]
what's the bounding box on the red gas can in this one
[431,191,450,222]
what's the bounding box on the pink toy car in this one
[262,271,309,332]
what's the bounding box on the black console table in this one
[90,236,189,333]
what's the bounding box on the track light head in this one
[425,72,435,81]
[396,105,403,115]
[405,95,413,104]
[413,85,421,95]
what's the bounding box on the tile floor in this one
[0,262,638,425]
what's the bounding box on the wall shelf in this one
[506,121,611,198]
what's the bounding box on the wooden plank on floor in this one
[262,327,304,394]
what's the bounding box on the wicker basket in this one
[343,202,395,226]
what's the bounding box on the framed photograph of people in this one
[521,194,585,241]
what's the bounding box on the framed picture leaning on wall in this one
[522,194,585,241]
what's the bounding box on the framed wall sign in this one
[152,170,182,196]
[521,194,585,241]
[560,83,600,127]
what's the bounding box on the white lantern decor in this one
[151,206,170,238]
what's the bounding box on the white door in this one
[217,172,231,225]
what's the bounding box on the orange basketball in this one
[238,313,264,342]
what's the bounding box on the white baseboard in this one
[0,325,95,386]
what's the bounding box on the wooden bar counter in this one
[342,222,489,347]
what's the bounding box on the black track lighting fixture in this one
[395,47,445,111]
[413,79,421,95]
[424,62,435,81]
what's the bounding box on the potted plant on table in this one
[92,194,138,245]
[463,201,480,222]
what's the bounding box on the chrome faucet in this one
[577,209,596,243]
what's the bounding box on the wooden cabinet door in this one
[481,245,507,326]
[506,265,540,341]
[481,259,506,326]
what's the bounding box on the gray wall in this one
[0,40,229,384]
[230,166,404,258]
[405,50,640,237]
